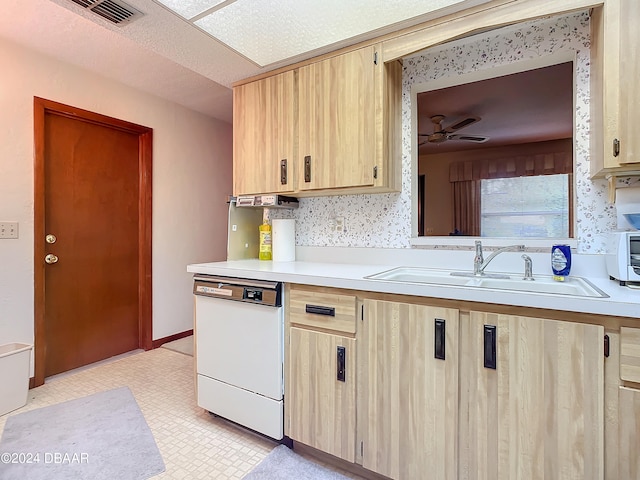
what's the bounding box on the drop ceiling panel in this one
[194,0,470,66]
[155,0,225,19]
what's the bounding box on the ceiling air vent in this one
[69,0,144,26]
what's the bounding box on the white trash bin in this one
[0,343,32,416]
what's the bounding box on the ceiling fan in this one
[418,115,489,146]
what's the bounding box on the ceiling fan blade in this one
[447,134,489,143]
[444,116,480,133]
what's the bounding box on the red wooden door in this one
[34,98,153,383]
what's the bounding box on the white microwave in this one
[605,232,640,285]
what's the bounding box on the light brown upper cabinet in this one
[232,45,401,197]
[297,45,400,194]
[233,70,296,196]
[590,0,640,177]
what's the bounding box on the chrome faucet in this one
[473,241,484,275]
[473,240,525,276]
[522,254,534,281]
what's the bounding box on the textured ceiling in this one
[0,0,492,122]
[182,0,474,67]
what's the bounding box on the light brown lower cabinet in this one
[619,327,640,479]
[360,299,459,480]
[459,312,604,480]
[288,327,356,462]
[287,290,609,480]
[619,387,640,480]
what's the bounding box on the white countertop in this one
[187,254,639,319]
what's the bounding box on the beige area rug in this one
[0,386,165,480]
[160,336,193,356]
[242,445,351,480]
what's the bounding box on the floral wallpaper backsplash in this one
[270,11,620,254]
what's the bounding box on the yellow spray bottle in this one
[259,222,272,260]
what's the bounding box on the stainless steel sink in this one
[365,267,608,298]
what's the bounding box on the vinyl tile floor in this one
[160,335,194,356]
[0,348,366,479]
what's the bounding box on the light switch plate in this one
[0,222,19,239]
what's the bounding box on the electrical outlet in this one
[335,217,345,233]
[0,222,19,239]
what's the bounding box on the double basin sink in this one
[365,266,608,298]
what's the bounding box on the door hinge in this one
[374,51,378,65]
[604,334,610,358]
[373,165,378,179]
[613,138,620,157]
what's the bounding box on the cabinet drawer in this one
[621,327,640,383]
[289,289,356,334]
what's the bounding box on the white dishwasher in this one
[193,275,284,440]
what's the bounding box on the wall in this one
[0,37,232,360]
[277,11,619,253]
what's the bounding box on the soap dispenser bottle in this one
[551,244,571,281]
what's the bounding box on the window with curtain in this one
[449,151,573,238]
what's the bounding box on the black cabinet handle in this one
[304,155,311,182]
[305,304,335,317]
[434,318,445,360]
[484,325,497,369]
[280,159,287,185]
[337,346,346,382]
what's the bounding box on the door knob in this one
[45,254,59,264]
[45,234,57,244]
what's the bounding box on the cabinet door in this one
[591,0,640,175]
[288,327,356,462]
[233,71,296,195]
[361,300,459,480]
[617,0,640,168]
[298,46,377,191]
[619,387,640,480]
[459,312,604,480]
